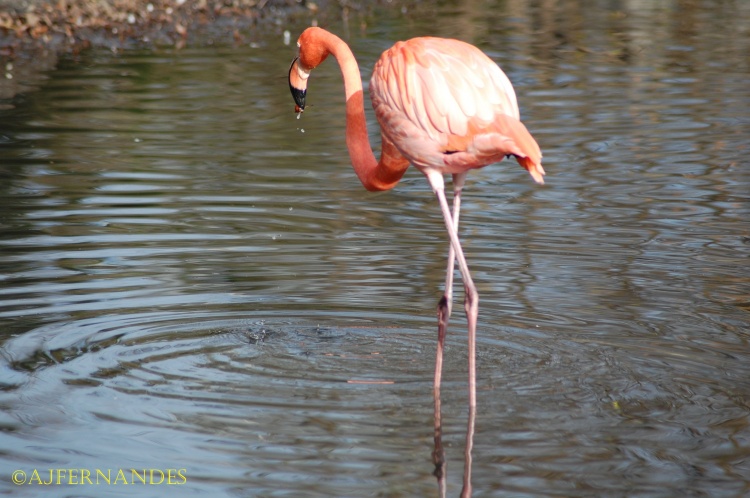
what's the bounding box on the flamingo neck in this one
[312,29,408,192]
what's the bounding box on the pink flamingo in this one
[289,27,543,495]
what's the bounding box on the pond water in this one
[1,1,749,496]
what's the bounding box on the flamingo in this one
[288,27,543,495]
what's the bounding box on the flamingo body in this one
[370,37,543,181]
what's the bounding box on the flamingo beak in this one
[288,57,306,114]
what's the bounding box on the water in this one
[1,1,749,496]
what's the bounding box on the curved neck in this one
[310,29,409,192]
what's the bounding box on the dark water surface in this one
[1,2,749,496]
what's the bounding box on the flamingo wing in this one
[370,37,544,183]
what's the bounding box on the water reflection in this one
[1,1,749,496]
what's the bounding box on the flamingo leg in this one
[435,175,465,383]
[441,173,466,320]
[426,170,478,404]
[425,170,477,497]
[435,173,466,409]
[432,172,465,491]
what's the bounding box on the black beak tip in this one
[291,87,306,112]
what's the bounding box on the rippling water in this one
[1,2,749,496]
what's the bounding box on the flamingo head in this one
[289,28,333,115]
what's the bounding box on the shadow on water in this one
[1,1,750,496]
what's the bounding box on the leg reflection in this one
[433,296,448,498]
[460,403,475,497]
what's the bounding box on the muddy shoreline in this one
[0,0,368,100]
[0,0,414,101]
[0,0,319,57]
